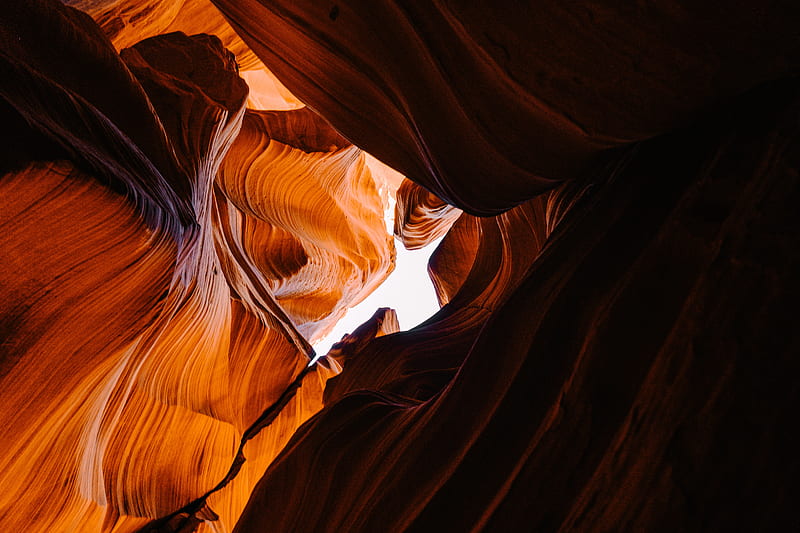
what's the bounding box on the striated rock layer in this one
[1,1,395,531]
[393,179,461,251]
[64,0,303,110]
[235,78,800,533]
[217,1,799,531]
[2,0,800,532]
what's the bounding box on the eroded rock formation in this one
[211,0,800,215]
[394,179,461,251]
[1,0,799,531]
[2,1,394,531]
[237,79,800,531]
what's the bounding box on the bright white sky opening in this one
[311,235,443,359]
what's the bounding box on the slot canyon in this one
[1,1,799,531]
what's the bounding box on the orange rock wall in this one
[2,0,800,532]
[1,1,396,531]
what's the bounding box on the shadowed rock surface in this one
[1,0,799,531]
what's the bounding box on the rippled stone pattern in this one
[2,0,799,532]
[1,1,394,531]
[211,0,800,215]
[236,79,800,533]
[394,179,461,251]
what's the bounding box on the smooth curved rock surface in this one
[211,0,800,215]
[1,2,395,531]
[235,79,800,533]
[2,0,799,532]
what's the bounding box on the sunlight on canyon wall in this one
[2,0,800,532]
[1,1,401,531]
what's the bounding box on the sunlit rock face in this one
[394,179,461,251]
[65,0,303,110]
[1,1,394,531]
[2,0,800,532]
[216,106,396,340]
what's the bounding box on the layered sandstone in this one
[1,1,395,531]
[2,0,799,532]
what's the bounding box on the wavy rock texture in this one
[211,0,800,215]
[212,1,797,531]
[64,0,303,110]
[393,179,461,251]
[3,0,800,532]
[235,78,800,533]
[1,1,395,531]
[322,189,563,409]
[216,106,396,341]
